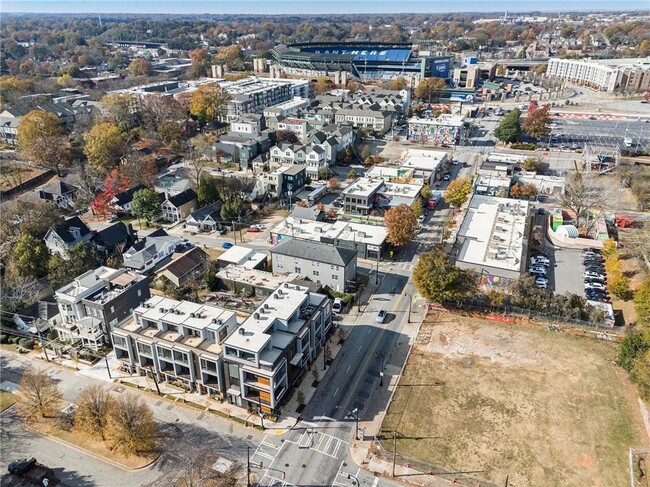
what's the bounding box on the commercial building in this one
[222,283,332,412]
[111,297,239,396]
[546,57,650,93]
[271,239,357,292]
[454,195,532,285]
[55,266,150,349]
[399,149,449,185]
[407,115,466,145]
[271,217,387,260]
[217,266,295,297]
[218,245,267,270]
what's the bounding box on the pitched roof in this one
[158,247,209,279]
[188,201,223,222]
[291,206,324,221]
[40,181,77,196]
[50,216,91,243]
[112,184,147,206]
[271,239,357,267]
[95,222,134,248]
[166,188,197,207]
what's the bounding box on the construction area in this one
[378,312,650,487]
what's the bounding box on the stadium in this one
[271,42,450,81]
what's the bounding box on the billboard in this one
[431,57,451,79]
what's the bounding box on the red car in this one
[247,227,261,233]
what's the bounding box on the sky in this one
[2,0,649,15]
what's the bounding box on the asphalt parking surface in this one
[548,248,584,296]
[548,118,650,152]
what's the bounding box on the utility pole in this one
[392,431,397,477]
[232,220,237,245]
[247,446,251,487]
[375,255,380,284]
[405,293,413,323]
[104,352,112,380]
[148,366,161,396]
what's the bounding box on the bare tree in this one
[19,368,63,418]
[75,385,116,440]
[187,134,217,188]
[0,274,42,313]
[167,441,241,487]
[107,394,158,455]
[560,173,608,234]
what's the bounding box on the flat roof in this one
[408,114,465,127]
[343,178,384,198]
[272,217,386,246]
[218,245,267,268]
[456,195,530,273]
[400,149,448,172]
[217,266,296,291]
[135,295,236,332]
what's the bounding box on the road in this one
[251,270,414,487]
[0,352,262,486]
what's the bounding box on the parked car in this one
[585,282,606,291]
[531,256,550,266]
[584,271,605,279]
[376,309,387,323]
[332,298,343,313]
[582,248,601,254]
[534,276,549,286]
[250,224,265,230]
[529,266,547,274]
[221,242,234,249]
[417,214,426,224]
[106,215,118,223]
[247,227,261,233]
[584,277,606,285]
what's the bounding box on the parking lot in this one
[547,248,584,295]
[548,118,650,152]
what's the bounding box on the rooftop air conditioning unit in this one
[211,318,218,324]
[264,304,269,309]
[190,312,196,318]
[238,328,245,335]
[274,293,279,299]
[284,283,289,288]
[159,308,165,313]
[254,312,260,319]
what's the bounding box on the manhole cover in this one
[247,435,253,440]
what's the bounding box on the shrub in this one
[19,339,35,350]
[510,143,537,151]
[10,336,21,344]
[617,333,650,372]
[329,289,353,304]
[0,335,8,344]
[608,275,633,301]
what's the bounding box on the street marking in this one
[261,439,282,450]
[346,365,351,374]
[333,387,339,396]
[357,345,363,352]
[253,450,276,461]
[372,478,379,487]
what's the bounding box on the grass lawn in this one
[28,415,158,469]
[0,391,18,412]
[381,313,649,487]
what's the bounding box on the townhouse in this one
[269,143,328,179]
[334,108,393,133]
[111,297,239,396]
[222,283,332,412]
[54,266,150,349]
[161,188,197,223]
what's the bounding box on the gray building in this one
[54,266,150,349]
[271,239,357,292]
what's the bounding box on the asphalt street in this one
[0,352,261,486]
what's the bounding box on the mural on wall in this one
[409,123,460,145]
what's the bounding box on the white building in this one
[454,195,532,283]
[546,57,650,93]
[407,114,466,145]
[399,149,449,185]
[112,297,239,396]
[263,97,310,119]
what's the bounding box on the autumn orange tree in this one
[16,110,71,176]
[189,84,231,125]
[384,203,418,247]
[91,169,131,216]
[522,103,551,138]
[444,178,472,208]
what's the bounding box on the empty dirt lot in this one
[381,312,649,487]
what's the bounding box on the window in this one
[113,335,127,347]
[167,324,179,333]
[313,270,319,277]
[110,306,115,313]
[157,347,172,359]
[200,359,218,372]
[173,350,188,363]
[219,328,228,342]
[137,342,152,355]
[332,274,338,281]
[137,289,142,297]
[187,328,200,338]
[295,267,301,273]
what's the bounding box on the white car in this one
[584,271,605,280]
[585,282,606,291]
[250,224,265,230]
[535,276,548,285]
[530,256,550,266]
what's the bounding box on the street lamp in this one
[404,293,413,323]
[347,473,360,486]
[336,406,360,440]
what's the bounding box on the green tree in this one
[384,204,418,247]
[189,84,231,125]
[131,188,162,225]
[634,278,650,329]
[411,198,424,218]
[83,122,125,172]
[107,394,158,455]
[420,185,432,201]
[197,175,220,206]
[630,350,650,401]
[617,333,650,372]
[10,234,49,278]
[48,243,100,289]
[347,169,358,180]
[523,157,541,172]
[494,108,521,143]
[444,178,472,208]
[128,58,153,77]
[413,249,474,303]
[220,198,245,221]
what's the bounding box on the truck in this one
[7,458,60,487]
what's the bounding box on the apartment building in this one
[263,97,310,119]
[222,283,332,412]
[546,57,650,93]
[271,239,357,292]
[277,118,312,142]
[54,266,150,349]
[269,143,328,179]
[111,297,239,396]
[256,165,307,198]
[334,108,393,133]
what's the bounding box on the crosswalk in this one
[332,460,365,487]
[295,429,348,459]
[250,436,283,470]
[258,473,295,487]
